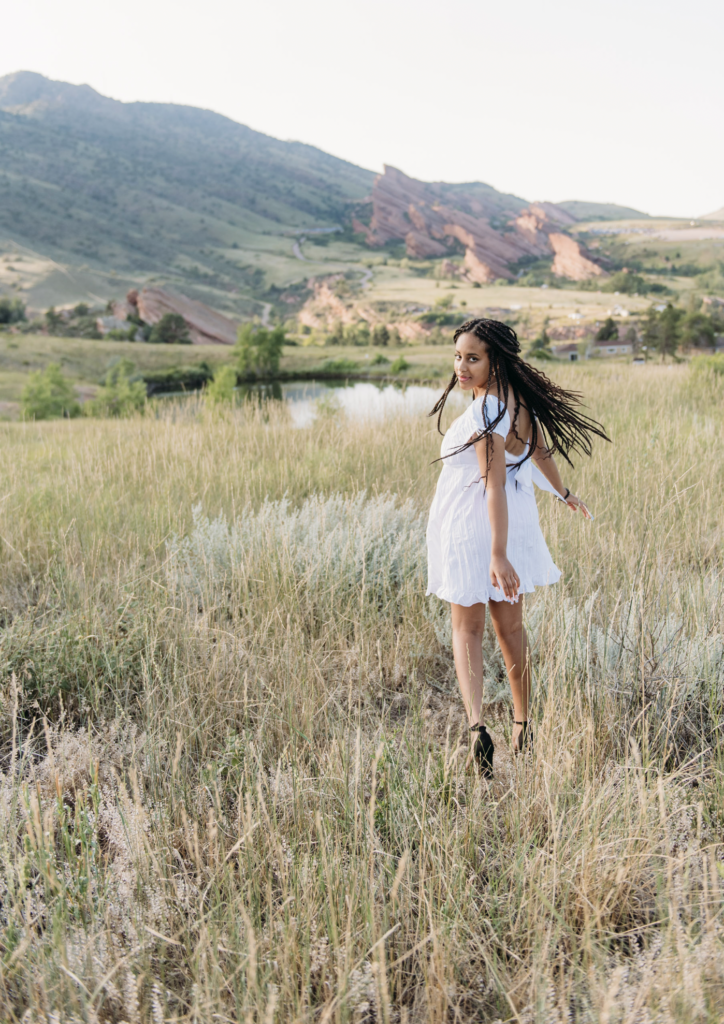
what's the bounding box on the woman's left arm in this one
[532,441,592,519]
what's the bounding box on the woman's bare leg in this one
[451,602,486,726]
[488,598,531,749]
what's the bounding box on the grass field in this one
[0,363,723,1022]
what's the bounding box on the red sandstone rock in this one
[548,234,605,281]
[405,230,447,258]
[132,287,238,345]
[529,202,577,226]
[298,277,358,330]
[352,217,374,243]
[366,167,604,282]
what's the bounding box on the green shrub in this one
[21,364,80,420]
[528,329,554,359]
[236,324,285,376]
[390,356,409,373]
[371,353,390,366]
[86,359,146,417]
[319,358,359,374]
[0,296,27,324]
[327,321,344,345]
[142,363,214,394]
[106,326,137,341]
[690,353,724,376]
[206,365,237,405]
[681,312,716,349]
[148,313,191,345]
[343,321,371,346]
[43,305,102,339]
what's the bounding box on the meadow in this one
[0,362,723,1023]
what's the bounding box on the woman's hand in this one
[490,555,520,602]
[563,492,593,520]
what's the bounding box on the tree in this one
[0,297,27,324]
[681,311,715,349]
[206,365,237,405]
[372,324,390,347]
[45,306,64,332]
[623,325,639,354]
[595,318,619,342]
[235,324,285,377]
[148,313,191,345]
[656,304,684,360]
[528,329,553,359]
[603,271,647,295]
[21,364,80,420]
[86,359,146,417]
[328,321,344,346]
[641,306,660,358]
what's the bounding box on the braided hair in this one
[429,318,609,468]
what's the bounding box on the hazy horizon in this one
[1,0,722,219]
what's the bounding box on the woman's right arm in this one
[477,434,521,600]
[532,441,592,519]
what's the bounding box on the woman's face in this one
[454,332,491,392]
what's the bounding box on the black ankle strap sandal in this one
[470,722,494,778]
[513,720,533,754]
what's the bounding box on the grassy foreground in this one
[0,364,723,1022]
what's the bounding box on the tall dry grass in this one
[0,363,722,1023]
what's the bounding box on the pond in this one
[236,379,465,427]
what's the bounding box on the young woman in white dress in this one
[426,319,608,777]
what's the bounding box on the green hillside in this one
[558,200,650,221]
[0,72,375,314]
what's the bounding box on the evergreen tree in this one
[656,304,684,360]
[528,328,553,359]
[148,313,191,345]
[595,317,619,342]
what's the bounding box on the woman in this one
[426,318,609,777]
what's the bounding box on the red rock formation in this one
[548,234,605,281]
[130,287,238,345]
[529,202,577,226]
[298,276,358,330]
[366,166,605,281]
[405,230,447,258]
[352,218,374,243]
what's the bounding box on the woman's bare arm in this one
[532,441,592,519]
[476,434,520,600]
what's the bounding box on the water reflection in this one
[154,379,469,426]
[238,379,465,427]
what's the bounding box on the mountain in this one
[0,71,376,312]
[0,72,625,312]
[701,206,724,221]
[556,201,650,221]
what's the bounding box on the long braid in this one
[428,318,610,467]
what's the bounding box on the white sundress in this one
[426,394,563,606]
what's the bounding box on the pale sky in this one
[3,0,722,218]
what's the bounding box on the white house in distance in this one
[552,338,634,359]
[552,342,580,361]
[592,338,633,357]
